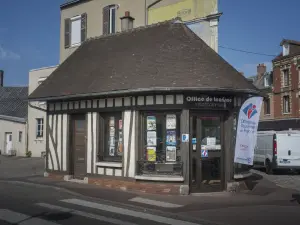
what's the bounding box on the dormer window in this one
[283,43,289,56]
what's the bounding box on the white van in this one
[254,130,300,174]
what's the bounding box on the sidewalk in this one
[2,174,298,213]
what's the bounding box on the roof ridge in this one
[83,17,183,44]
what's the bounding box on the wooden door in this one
[70,114,86,179]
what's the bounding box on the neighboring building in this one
[258,39,300,131]
[60,0,221,62]
[28,66,58,157]
[29,18,258,195]
[0,71,28,156]
[248,64,274,122]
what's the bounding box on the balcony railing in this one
[136,160,183,176]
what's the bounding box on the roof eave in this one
[29,87,260,102]
[60,0,82,9]
[0,115,26,123]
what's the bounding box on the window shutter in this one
[64,18,71,48]
[81,13,87,42]
[111,7,116,33]
[103,6,110,35]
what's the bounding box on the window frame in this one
[139,111,182,163]
[109,5,116,34]
[19,131,22,143]
[283,95,290,114]
[36,118,44,139]
[264,97,271,115]
[70,15,82,47]
[98,112,123,162]
[283,69,290,87]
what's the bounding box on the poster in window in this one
[109,127,115,137]
[109,136,115,147]
[119,120,123,130]
[147,116,156,131]
[109,117,115,127]
[166,130,176,146]
[147,147,156,162]
[117,142,123,156]
[166,146,176,162]
[147,131,157,146]
[207,137,216,146]
[109,146,115,156]
[119,131,123,142]
[166,114,176,129]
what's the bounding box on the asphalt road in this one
[0,182,209,225]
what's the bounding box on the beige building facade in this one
[0,117,27,156]
[28,66,57,157]
[59,0,220,62]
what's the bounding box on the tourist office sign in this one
[184,94,234,109]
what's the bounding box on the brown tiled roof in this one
[29,20,258,100]
[274,39,300,62]
[280,39,300,46]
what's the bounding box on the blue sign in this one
[182,134,189,142]
[201,149,208,157]
[192,138,197,144]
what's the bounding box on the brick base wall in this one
[88,177,181,195]
[46,172,181,195]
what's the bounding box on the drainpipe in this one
[145,0,162,25]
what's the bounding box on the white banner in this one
[234,96,263,165]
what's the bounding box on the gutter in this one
[28,87,261,102]
[184,12,223,25]
[0,115,26,123]
[60,0,81,9]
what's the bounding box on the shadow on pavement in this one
[11,211,73,224]
[291,194,300,204]
[244,173,263,190]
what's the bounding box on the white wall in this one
[0,119,26,156]
[186,18,219,53]
[28,66,57,157]
[47,114,68,171]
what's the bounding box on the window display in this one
[143,112,180,162]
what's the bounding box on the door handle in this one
[288,150,291,156]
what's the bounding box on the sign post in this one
[234,97,263,165]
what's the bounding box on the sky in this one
[0,0,299,86]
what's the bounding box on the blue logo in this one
[243,103,257,119]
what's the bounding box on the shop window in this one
[283,95,290,113]
[137,112,182,176]
[98,112,123,162]
[264,98,270,115]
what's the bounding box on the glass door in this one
[190,114,224,192]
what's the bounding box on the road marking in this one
[129,197,183,208]
[36,203,138,225]
[61,198,201,225]
[0,209,60,225]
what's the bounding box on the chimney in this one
[257,63,266,79]
[120,11,135,31]
[239,71,245,76]
[0,70,3,87]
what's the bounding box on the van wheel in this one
[266,160,273,175]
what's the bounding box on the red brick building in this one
[259,39,300,130]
